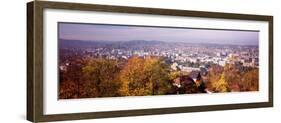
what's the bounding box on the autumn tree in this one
[240,69,259,91]
[144,57,171,95]
[205,64,224,92]
[59,57,86,99]
[118,57,146,96]
[212,73,230,92]
[81,58,121,98]
[59,80,78,99]
[119,56,170,96]
[223,64,243,91]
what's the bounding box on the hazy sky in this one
[58,23,259,45]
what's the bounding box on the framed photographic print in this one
[27,0,273,122]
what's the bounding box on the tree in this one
[240,69,259,91]
[212,73,230,92]
[59,80,78,99]
[118,56,170,96]
[118,57,147,96]
[223,64,242,91]
[81,58,121,98]
[59,57,85,99]
[144,57,171,95]
[205,64,224,92]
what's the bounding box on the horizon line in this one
[59,38,259,46]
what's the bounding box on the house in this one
[169,72,207,94]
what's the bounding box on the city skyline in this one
[59,22,259,46]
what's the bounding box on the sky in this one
[58,23,259,46]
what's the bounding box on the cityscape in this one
[58,23,259,99]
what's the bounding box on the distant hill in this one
[59,39,257,49]
[59,39,168,49]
